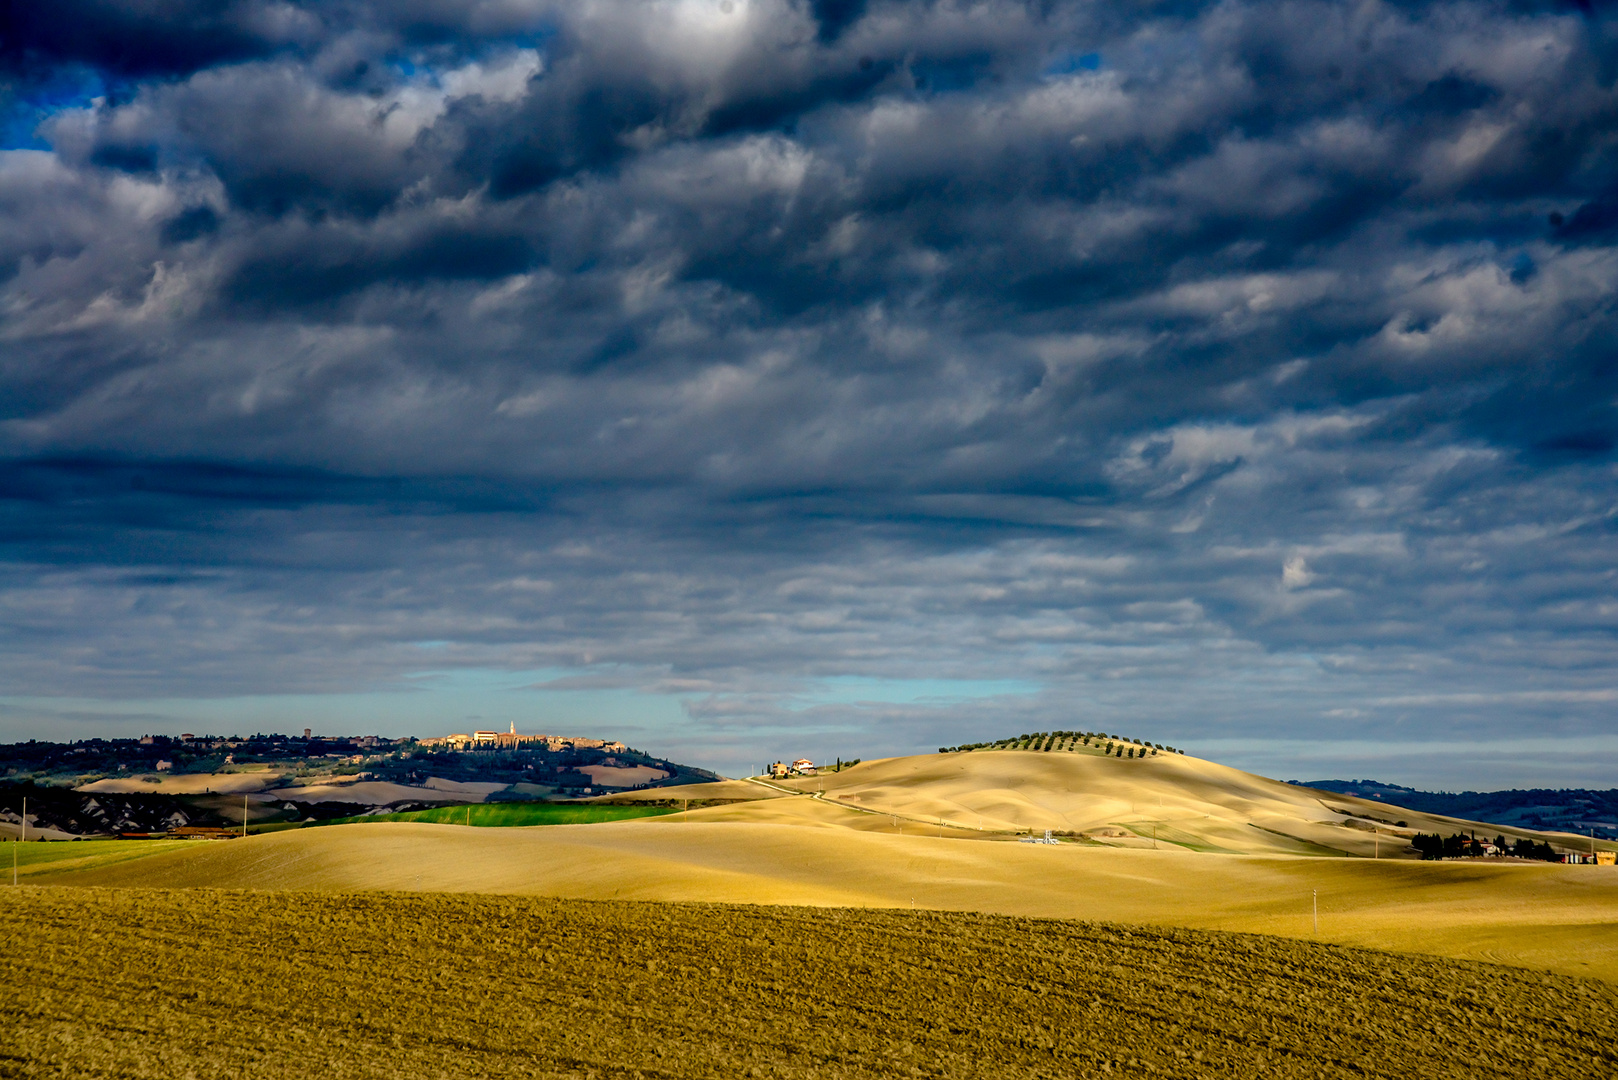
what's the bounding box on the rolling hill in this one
[1302,778,1618,840]
[30,817,1618,982]
[24,745,1618,982]
[625,747,1615,860]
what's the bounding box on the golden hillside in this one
[675,748,1609,860]
[27,746,1618,983]
[35,815,1618,982]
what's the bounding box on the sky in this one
[1,0,1616,788]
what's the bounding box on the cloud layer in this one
[2,0,1617,782]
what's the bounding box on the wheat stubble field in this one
[5,885,1616,1080]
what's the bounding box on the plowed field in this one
[5,886,1615,1079]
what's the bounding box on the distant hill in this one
[739,747,1616,858]
[0,779,384,838]
[1296,780,1618,841]
[0,732,722,837]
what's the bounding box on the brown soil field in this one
[77,772,511,805]
[79,767,285,795]
[5,886,1615,1080]
[30,820,1618,983]
[578,763,672,786]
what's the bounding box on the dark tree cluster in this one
[1411,832,1561,861]
[0,733,399,783]
[941,732,1183,757]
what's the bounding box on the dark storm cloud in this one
[2,0,1618,780]
[0,1,298,78]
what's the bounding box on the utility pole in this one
[1313,889,1318,935]
[242,794,249,838]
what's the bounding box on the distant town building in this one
[154,760,173,772]
[418,725,628,752]
[766,759,817,777]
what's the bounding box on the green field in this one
[313,801,679,828]
[8,886,1615,1079]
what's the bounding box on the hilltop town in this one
[0,727,716,839]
